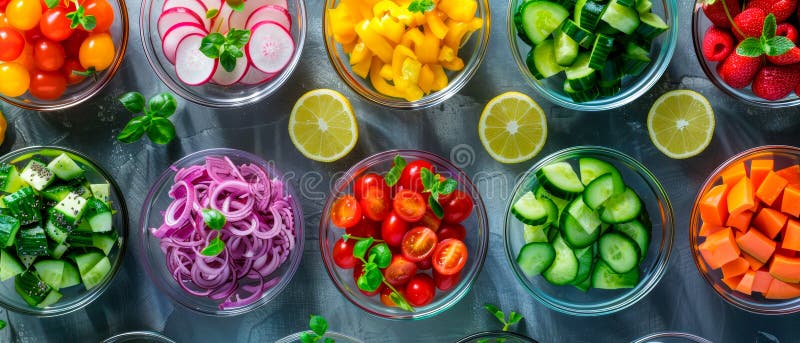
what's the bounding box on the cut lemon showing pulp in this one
[479,92,548,164]
[289,89,358,162]
[647,90,715,159]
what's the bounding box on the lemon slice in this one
[478,92,548,164]
[647,90,715,159]
[289,89,358,162]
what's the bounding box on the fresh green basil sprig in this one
[299,315,334,343]
[420,168,458,218]
[117,92,178,145]
[200,208,227,256]
[343,234,414,312]
[199,29,251,72]
[408,0,434,13]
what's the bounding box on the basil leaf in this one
[45,0,58,8]
[356,269,382,292]
[309,315,328,337]
[201,208,226,230]
[484,304,505,322]
[508,311,523,325]
[437,178,458,196]
[368,243,392,269]
[390,290,415,312]
[384,155,406,187]
[82,14,96,31]
[227,29,251,48]
[298,332,315,343]
[353,237,373,260]
[146,117,177,145]
[428,195,444,219]
[119,92,146,114]
[324,339,335,343]
[219,51,237,72]
[200,33,225,58]
[762,13,776,39]
[206,8,219,19]
[0,320,6,330]
[149,93,177,117]
[420,167,435,192]
[117,116,150,143]
[736,37,763,57]
[200,237,225,256]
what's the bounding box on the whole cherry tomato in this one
[383,255,417,287]
[434,269,460,291]
[439,190,473,223]
[404,273,435,307]
[393,189,426,222]
[332,237,357,269]
[12,43,36,71]
[79,32,115,71]
[330,195,361,228]
[24,26,43,44]
[33,38,66,72]
[431,238,468,276]
[436,223,466,241]
[82,0,114,33]
[6,0,42,31]
[398,160,434,192]
[0,27,25,61]
[0,63,31,97]
[345,216,381,239]
[381,211,409,248]
[62,58,86,84]
[354,173,386,200]
[29,70,67,100]
[63,30,88,57]
[353,262,382,296]
[40,7,74,41]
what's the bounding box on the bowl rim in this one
[629,331,712,343]
[138,0,307,108]
[318,149,490,320]
[0,0,130,111]
[689,144,800,314]
[275,330,365,343]
[137,147,305,316]
[322,0,491,110]
[101,331,176,343]
[691,2,800,108]
[506,0,678,111]
[454,330,540,343]
[0,145,129,317]
[503,145,675,316]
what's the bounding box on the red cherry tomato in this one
[398,160,434,192]
[332,237,357,269]
[404,274,435,307]
[416,258,432,270]
[82,0,115,33]
[24,27,43,44]
[62,58,86,84]
[33,38,65,72]
[434,270,461,291]
[413,208,442,232]
[354,173,386,199]
[401,227,438,262]
[432,238,468,276]
[383,255,417,287]
[359,184,391,221]
[0,27,25,61]
[381,211,409,248]
[29,70,67,100]
[40,7,73,41]
[436,223,466,241]
[345,216,381,239]
[0,0,10,9]
[63,30,87,57]
[331,195,361,228]
[440,190,473,223]
[379,286,404,307]
[353,262,383,296]
[393,189,426,222]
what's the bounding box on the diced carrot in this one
[721,162,747,186]
[700,184,730,227]
[784,220,800,251]
[768,254,800,283]
[722,257,750,279]
[776,165,800,186]
[743,252,766,271]
[722,275,743,290]
[753,208,789,239]
[765,278,800,299]
[756,171,789,206]
[736,228,776,263]
[726,210,754,231]
[699,222,724,237]
[700,228,742,269]
[781,185,800,217]
[735,270,756,295]
[728,177,755,215]
[750,159,774,191]
[752,270,774,294]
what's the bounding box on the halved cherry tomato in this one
[63,30,87,57]
[413,208,442,231]
[40,7,73,41]
[393,189,426,222]
[33,38,66,72]
[6,0,42,31]
[436,223,466,241]
[29,70,67,100]
[331,195,361,228]
[0,27,25,61]
[82,0,115,33]
[380,285,403,307]
[404,273,435,307]
[416,258,432,270]
[345,215,381,238]
[434,269,460,291]
[359,184,391,221]
[398,160,434,192]
[353,262,383,296]
[401,227,437,262]
[62,58,86,84]
[332,237,357,269]
[440,190,473,223]
[383,255,417,287]
[354,173,386,199]
[432,238,468,276]
[381,211,409,247]
[79,32,115,71]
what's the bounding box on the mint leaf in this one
[384,155,407,187]
[45,0,58,8]
[200,237,225,256]
[408,0,434,13]
[762,14,776,39]
[764,36,795,56]
[309,315,328,337]
[201,208,226,230]
[428,195,444,218]
[437,178,458,196]
[736,38,763,57]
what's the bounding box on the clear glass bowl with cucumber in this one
[503,146,674,316]
[455,331,539,343]
[507,0,678,111]
[0,146,128,316]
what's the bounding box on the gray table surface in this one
[1,0,799,341]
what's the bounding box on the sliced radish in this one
[228,0,288,31]
[163,0,208,20]
[239,65,276,85]
[211,54,249,85]
[246,21,294,74]
[162,22,207,64]
[175,34,218,85]
[245,5,291,31]
[199,0,222,13]
[214,5,234,33]
[158,7,209,37]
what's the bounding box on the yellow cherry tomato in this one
[0,12,10,28]
[0,62,31,97]
[6,0,43,31]
[0,109,7,146]
[79,33,116,71]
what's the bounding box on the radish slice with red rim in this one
[199,0,222,14]
[158,7,209,37]
[214,5,234,34]
[175,34,218,86]
[246,21,294,74]
[239,65,276,85]
[162,22,207,64]
[228,0,289,30]
[211,54,249,86]
[245,5,291,32]
[163,0,208,20]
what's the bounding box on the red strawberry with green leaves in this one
[702,0,741,29]
[733,8,768,40]
[746,0,797,23]
[733,14,797,65]
[752,65,800,100]
[767,47,800,65]
[776,23,799,44]
[703,26,736,61]
[717,49,763,88]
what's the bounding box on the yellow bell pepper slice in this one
[370,57,405,98]
[440,56,464,71]
[342,0,374,22]
[355,20,394,63]
[392,45,417,80]
[418,64,435,94]
[438,0,477,22]
[350,40,372,65]
[438,45,455,62]
[400,28,424,48]
[403,85,424,101]
[372,0,397,17]
[352,54,372,78]
[415,30,440,64]
[328,7,358,44]
[430,64,448,91]
[425,11,449,39]
[342,40,357,54]
[378,16,404,43]
[379,64,394,80]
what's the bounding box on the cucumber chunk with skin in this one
[542,235,579,285]
[90,184,110,204]
[85,198,112,232]
[598,232,640,273]
[46,153,85,181]
[19,160,55,191]
[592,259,640,289]
[60,261,81,288]
[82,256,111,290]
[34,259,66,289]
[15,271,51,306]
[0,163,26,194]
[517,242,557,277]
[3,187,42,225]
[599,187,642,223]
[537,162,584,199]
[520,1,569,45]
[0,214,20,247]
[0,249,24,281]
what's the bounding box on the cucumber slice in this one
[599,187,642,223]
[537,162,584,199]
[0,214,20,247]
[90,184,110,204]
[36,289,62,308]
[66,230,94,248]
[575,0,606,31]
[93,231,117,255]
[560,19,594,48]
[527,39,565,79]
[517,242,556,277]
[512,191,549,225]
[33,259,65,289]
[565,53,596,91]
[614,219,650,261]
[542,235,579,285]
[0,249,24,281]
[520,1,569,45]
[600,0,640,34]
[583,173,615,210]
[41,185,73,202]
[616,0,635,7]
[74,251,105,278]
[635,0,652,14]
[15,271,51,306]
[571,245,594,285]
[82,256,111,290]
[563,82,599,103]
[49,242,68,260]
[3,186,42,225]
[0,163,26,194]
[534,186,570,223]
[16,226,49,257]
[514,5,532,46]
[575,273,592,292]
[524,224,550,243]
[566,197,601,234]
[579,157,625,194]
[46,153,85,181]
[561,212,600,248]
[19,160,55,191]
[635,12,668,40]
[592,259,639,289]
[588,34,614,70]
[85,198,112,232]
[598,232,640,273]
[554,27,579,66]
[60,261,81,288]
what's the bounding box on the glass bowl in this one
[322,0,490,109]
[102,331,176,343]
[456,331,539,343]
[691,2,800,108]
[504,146,674,316]
[138,148,304,316]
[508,0,678,111]
[0,0,129,111]
[631,332,712,343]
[319,149,489,319]
[689,145,800,314]
[0,146,128,316]
[139,0,306,108]
[275,331,364,343]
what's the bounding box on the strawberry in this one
[717,47,763,88]
[746,0,797,23]
[702,0,741,29]
[752,65,800,100]
[767,47,800,65]
[776,23,799,44]
[733,8,768,40]
[703,26,735,61]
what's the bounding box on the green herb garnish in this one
[206,8,219,19]
[0,319,6,330]
[737,14,795,57]
[343,235,414,312]
[201,208,226,230]
[299,315,335,343]
[65,0,96,30]
[484,303,523,332]
[408,0,435,13]
[199,29,251,72]
[420,167,458,218]
[384,155,407,187]
[200,235,226,256]
[117,92,178,145]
